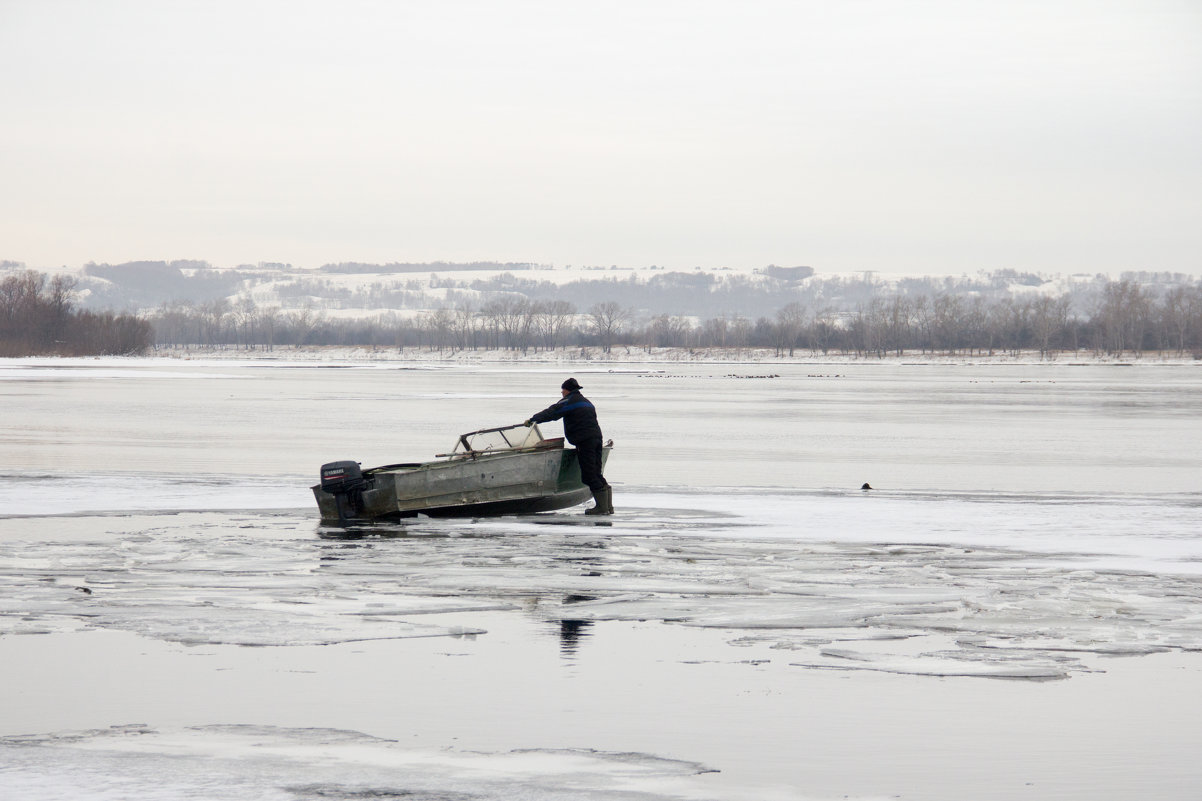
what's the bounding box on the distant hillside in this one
[319,261,543,274]
[80,260,245,310]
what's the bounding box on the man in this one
[525,377,613,515]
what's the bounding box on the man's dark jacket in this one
[530,391,602,445]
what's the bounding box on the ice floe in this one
[0,724,716,801]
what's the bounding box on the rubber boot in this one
[585,487,609,515]
[603,485,614,515]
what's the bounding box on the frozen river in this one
[1,357,1200,799]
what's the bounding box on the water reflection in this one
[558,594,596,659]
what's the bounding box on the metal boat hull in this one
[313,443,610,522]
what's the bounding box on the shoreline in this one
[140,344,1202,366]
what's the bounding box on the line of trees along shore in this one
[150,280,1202,359]
[0,271,152,356]
[4,268,1201,359]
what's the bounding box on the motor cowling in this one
[320,460,366,495]
[320,461,371,522]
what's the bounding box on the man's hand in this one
[523,419,534,427]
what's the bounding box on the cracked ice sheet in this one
[1,484,1201,677]
[390,490,1202,679]
[0,725,718,801]
[0,513,511,645]
[799,646,1078,679]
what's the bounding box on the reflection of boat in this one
[313,424,612,523]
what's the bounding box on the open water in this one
[1,357,1200,800]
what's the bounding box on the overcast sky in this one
[2,0,1200,276]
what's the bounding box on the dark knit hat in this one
[561,377,582,391]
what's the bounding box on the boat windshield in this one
[452,424,544,455]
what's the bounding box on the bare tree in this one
[853,298,890,358]
[453,301,478,350]
[478,296,532,350]
[812,307,838,354]
[0,269,149,356]
[535,299,576,350]
[285,304,324,348]
[1030,296,1069,358]
[477,299,504,349]
[233,297,257,349]
[910,296,933,354]
[699,315,728,348]
[259,305,280,352]
[1160,286,1200,355]
[775,302,807,356]
[588,301,629,353]
[518,300,539,353]
[422,307,454,352]
[200,298,229,347]
[46,274,78,345]
[1096,280,1150,356]
[932,294,965,354]
[647,313,693,348]
[730,314,752,354]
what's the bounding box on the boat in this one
[313,424,612,523]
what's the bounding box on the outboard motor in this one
[320,460,369,522]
